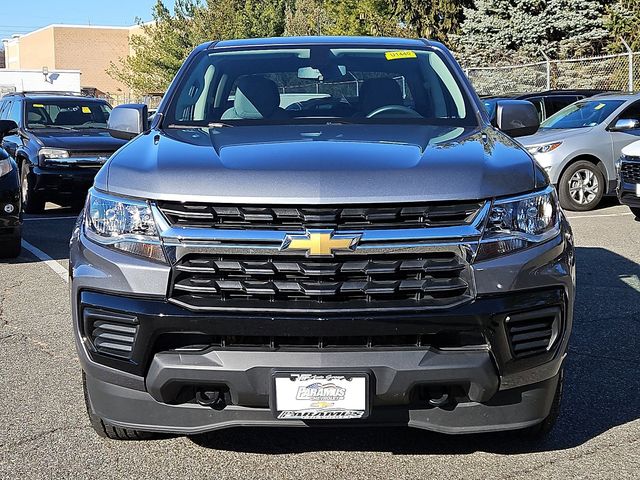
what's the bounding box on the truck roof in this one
[212,36,430,49]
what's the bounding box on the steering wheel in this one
[366,105,422,118]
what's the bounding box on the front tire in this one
[558,161,604,211]
[20,165,45,214]
[82,372,155,440]
[519,369,563,439]
[0,229,21,258]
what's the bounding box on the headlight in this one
[83,188,166,262]
[526,142,562,155]
[0,158,13,177]
[476,186,560,260]
[39,148,70,159]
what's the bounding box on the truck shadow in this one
[191,246,640,454]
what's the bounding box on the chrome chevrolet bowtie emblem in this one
[281,230,360,257]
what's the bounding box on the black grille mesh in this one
[170,253,471,310]
[621,161,640,184]
[157,201,483,230]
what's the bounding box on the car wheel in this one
[0,229,21,259]
[20,164,45,214]
[558,161,604,211]
[519,368,563,440]
[82,372,155,440]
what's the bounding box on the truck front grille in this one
[157,201,483,230]
[169,252,472,311]
[621,161,640,184]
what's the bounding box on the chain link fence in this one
[465,52,640,96]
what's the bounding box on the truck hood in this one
[100,124,538,204]
[518,127,594,147]
[32,129,128,152]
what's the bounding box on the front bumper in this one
[617,159,640,211]
[30,165,99,199]
[71,217,574,434]
[0,165,21,238]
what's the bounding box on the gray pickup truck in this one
[71,36,575,440]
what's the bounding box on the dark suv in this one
[0,92,127,213]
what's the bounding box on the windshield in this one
[164,46,476,127]
[26,100,112,130]
[540,100,624,129]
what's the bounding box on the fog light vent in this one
[506,307,561,359]
[84,308,138,360]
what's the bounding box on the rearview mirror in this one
[610,118,640,132]
[298,65,347,81]
[494,100,540,138]
[0,120,18,139]
[108,104,149,141]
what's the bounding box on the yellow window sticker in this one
[33,103,44,108]
[594,103,605,110]
[385,50,417,60]
[82,106,92,114]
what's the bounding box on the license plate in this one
[273,373,369,420]
[636,184,640,196]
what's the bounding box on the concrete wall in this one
[53,26,131,95]
[3,25,138,95]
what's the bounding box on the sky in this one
[0,0,167,40]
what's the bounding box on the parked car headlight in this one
[477,186,560,260]
[83,188,166,262]
[526,142,562,155]
[0,158,13,177]
[39,148,70,159]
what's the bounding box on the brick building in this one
[2,24,142,96]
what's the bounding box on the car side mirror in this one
[108,104,149,141]
[0,120,18,140]
[495,100,540,138]
[610,118,640,132]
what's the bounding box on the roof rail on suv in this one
[2,91,92,98]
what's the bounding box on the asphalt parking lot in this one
[1,200,639,479]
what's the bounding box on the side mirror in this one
[0,120,18,139]
[108,104,149,141]
[495,100,540,138]
[610,118,640,132]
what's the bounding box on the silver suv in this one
[520,93,640,211]
[71,37,574,441]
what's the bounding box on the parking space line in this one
[21,240,69,284]
[566,212,633,219]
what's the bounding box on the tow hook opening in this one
[195,388,229,410]
[416,385,466,409]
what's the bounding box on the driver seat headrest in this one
[359,78,404,114]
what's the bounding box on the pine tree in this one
[606,0,640,52]
[458,0,609,65]
[392,0,472,44]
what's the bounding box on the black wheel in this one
[631,207,640,220]
[82,372,155,440]
[0,229,21,259]
[558,161,604,211]
[20,164,45,214]
[520,369,563,439]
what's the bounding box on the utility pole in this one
[621,37,634,92]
